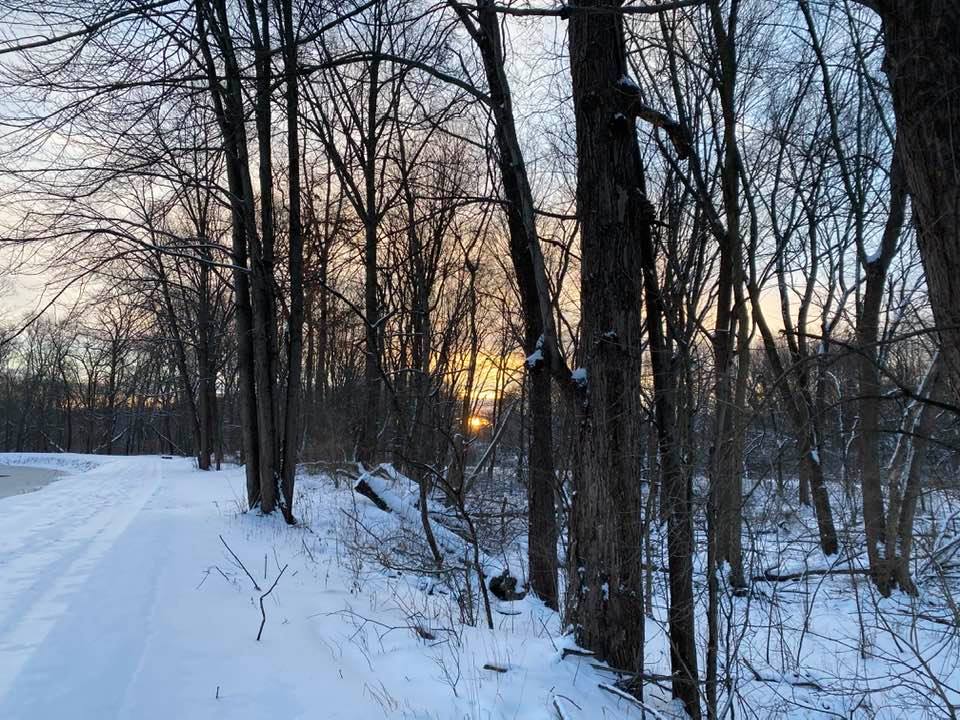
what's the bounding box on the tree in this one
[566,0,645,676]
[860,1,960,402]
[448,0,563,609]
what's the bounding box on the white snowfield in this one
[0,454,656,720]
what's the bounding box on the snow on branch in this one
[615,76,692,159]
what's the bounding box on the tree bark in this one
[279,0,303,523]
[357,52,383,466]
[566,0,648,692]
[196,0,260,504]
[245,0,279,512]
[641,204,701,720]
[879,2,960,402]
[857,139,908,594]
[891,361,943,593]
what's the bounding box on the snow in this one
[0,451,103,475]
[526,335,545,369]
[2,454,958,719]
[357,469,472,562]
[616,74,640,93]
[571,367,587,387]
[0,454,663,719]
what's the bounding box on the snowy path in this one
[0,454,653,720]
[0,456,179,717]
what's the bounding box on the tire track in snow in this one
[0,457,164,703]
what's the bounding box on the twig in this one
[256,564,288,641]
[552,696,572,720]
[482,663,508,673]
[597,683,667,719]
[301,538,316,563]
[219,535,261,591]
[539,617,559,652]
[590,663,674,690]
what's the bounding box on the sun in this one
[468,415,489,432]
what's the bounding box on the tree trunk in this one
[453,0,560,609]
[880,2,960,402]
[196,0,260,504]
[357,55,382,466]
[857,139,908,594]
[641,220,701,719]
[247,0,279,512]
[527,364,558,609]
[279,0,302,523]
[891,361,942,593]
[154,251,204,467]
[197,257,215,471]
[749,284,838,556]
[566,0,646,685]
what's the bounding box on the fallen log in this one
[355,477,391,512]
[753,567,869,583]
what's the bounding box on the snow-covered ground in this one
[1,453,957,719]
[0,454,657,720]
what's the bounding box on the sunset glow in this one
[467,415,489,432]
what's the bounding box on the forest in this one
[0,1,959,718]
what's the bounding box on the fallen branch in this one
[591,663,674,690]
[753,567,869,583]
[256,564,288,642]
[482,663,508,673]
[597,683,667,719]
[742,659,823,690]
[559,647,674,690]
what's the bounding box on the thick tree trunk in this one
[566,0,647,686]
[881,2,960,402]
